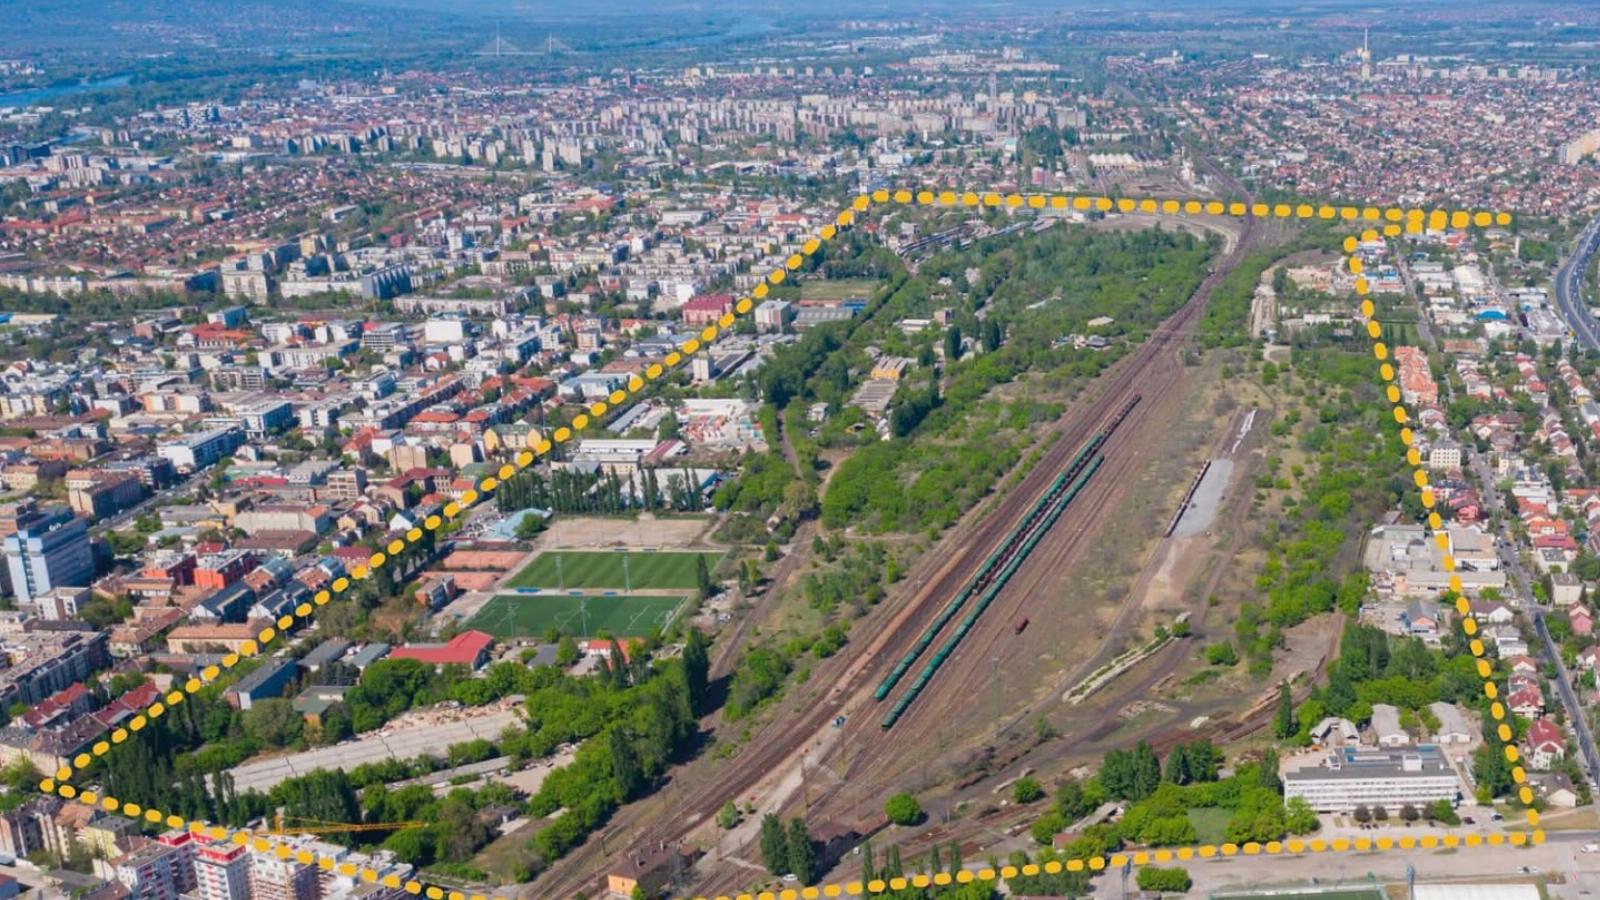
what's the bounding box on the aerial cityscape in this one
[1,1,1600,899]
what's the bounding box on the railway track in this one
[874,397,1137,728]
[537,201,1262,900]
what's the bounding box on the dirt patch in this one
[536,513,721,549]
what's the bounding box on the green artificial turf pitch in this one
[503,550,723,591]
[466,592,686,639]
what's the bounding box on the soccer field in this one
[466,593,686,639]
[800,278,878,301]
[504,550,724,591]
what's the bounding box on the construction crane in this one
[269,813,427,836]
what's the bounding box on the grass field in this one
[466,593,686,639]
[1186,807,1231,844]
[800,278,879,302]
[504,551,723,591]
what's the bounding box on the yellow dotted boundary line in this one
[862,189,1508,232]
[38,191,1523,900]
[689,829,1540,900]
[1347,231,1543,833]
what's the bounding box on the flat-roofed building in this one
[1284,745,1459,813]
[195,841,250,900]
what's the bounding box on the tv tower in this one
[1359,28,1372,82]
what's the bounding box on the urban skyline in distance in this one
[2,2,1600,900]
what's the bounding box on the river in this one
[0,74,132,108]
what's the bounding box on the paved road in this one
[1164,828,1600,899]
[1465,448,1600,795]
[1531,608,1600,788]
[1552,211,1600,350]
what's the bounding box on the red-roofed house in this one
[22,684,92,730]
[1570,605,1594,636]
[1526,717,1565,769]
[1507,686,1545,719]
[583,638,640,663]
[391,630,494,669]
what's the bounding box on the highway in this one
[1552,210,1600,349]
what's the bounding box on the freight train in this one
[875,394,1141,729]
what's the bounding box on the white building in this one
[196,842,252,900]
[1284,745,1459,812]
[1369,704,1411,747]
[1427,440,1462,471]
[156,426,245,472]
[1428,702,1474,745]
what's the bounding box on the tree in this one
[658,411,681,440]
[556,635,580,667]
[1136,867,1192,893]
[759,814,788,875]
[1164,744,1190,785]
[1131,741,1162,800]
[682,628,709,715]
[243,699,303,748]
[1285,796,1319,834]
[1258,747,1282,793]
[981,317,1002,353]
[1274,681,1296,739]
[515,513,546,540]
[1400,802,1420,823]
[945,325,963,363]
[882,844,903,879]
[885,792,922,826]
[382,827,433,865]
[1012,776,1044,804]
[1030,810,1066,846]
[695,554,714,600]
[1352,804,1372,824]
[786,818,816,885]
[1100,748,1136,800]
[1426,799,1460,825]
[609,727,643,802]
[716,800,740,829]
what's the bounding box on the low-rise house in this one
[1570,605,1594,635]
[1402,599,1441,641]
[223,658,297,710]
[1428,702,1473,745]
[1370,704,1410,747]
[1525,717,1565,769]
[1506,685,1545,719]
[1309,717,1359,747]
[390,630,493,670]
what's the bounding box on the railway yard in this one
[533,200,1352,898]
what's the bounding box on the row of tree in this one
[495,466,705,517]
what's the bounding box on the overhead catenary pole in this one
[992,655,1001,735]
